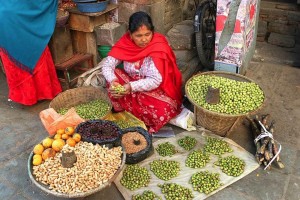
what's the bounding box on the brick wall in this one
[257,1,300,47]
[117,0,186,34]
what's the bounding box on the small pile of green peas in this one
[132,190,162,200]
[114,120,138,129]
[112,84,126,93]
[158,182,194,200]
[120,164,150,190]
[155,142,177,157]
[57,99,111,119]
[178,136,197,151]
[185,149,210,168]
[150,159,180,181]
[214,155,246,177]
[204,137,233,155]
[186,75,264,115]
[190,170,222,195]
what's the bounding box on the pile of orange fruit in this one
[32,126,81,166]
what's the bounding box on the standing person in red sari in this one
[0,1,62,106]
[100,11,183,133]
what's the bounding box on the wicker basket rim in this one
[185,71,265,118]
[28,145,126,198]
[49,86,112,110]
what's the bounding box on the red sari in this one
[107,33,183,133]
[0,46,62,105]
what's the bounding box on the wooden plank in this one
[71,31,99,66]
[68,4,118,32]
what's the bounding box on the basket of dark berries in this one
[75,120,122,147]
[121,127,153,164]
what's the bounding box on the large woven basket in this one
[49,86,112,119]
[185,71,265,137]
[27,145,126,198]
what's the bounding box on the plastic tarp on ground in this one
[114,130,259,200]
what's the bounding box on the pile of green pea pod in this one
[150,159,180,181]
[190,170,222,194]
[120,164,150,190]
[186,75,264,115]
[155,142,177,157]
[57,99,111,119]
[158,183,194,200]
[132,190,162,200]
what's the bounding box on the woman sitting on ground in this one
[100,11,183,133]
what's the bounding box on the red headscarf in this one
[108,32,183,106]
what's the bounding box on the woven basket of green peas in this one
[49,86,112,120]
[185,71,265,136]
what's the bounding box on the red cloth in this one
[0,46,62,105]
[108,32,183,107]
[109,69,181,133]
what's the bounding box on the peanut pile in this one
[32,142,123,194]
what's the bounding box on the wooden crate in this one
[68,4,118,66]
[68,4,118,33]
[49,26,74,64]
[71,31,98,65]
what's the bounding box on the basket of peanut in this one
[28,127,126,198]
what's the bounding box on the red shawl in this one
[108,32,183,106]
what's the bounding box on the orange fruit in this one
[42,137,53,148]
[54,133,62,140]
[56,128,65,135]
[61,133,70,140]
[32,154,43,166]
[33,144,44,155]
[52,139,65,152]
[65,127,75,136]
[72,133,81,143]
[66,138,76,147]
[42,148,56,161]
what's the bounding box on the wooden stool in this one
[55,53,94,89]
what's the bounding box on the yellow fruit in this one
[32,154,43,166]
[42,137,54,148]
[54,133,62,140]
[61,133,69,140]
[56,128,65,135]
[66,138,76,147]
[72,133,81,143]
[65,127,75,136]
[41,148,56,161]
[52,139,65,152]
[33,144,44,155]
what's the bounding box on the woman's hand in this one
[109,81,131,99]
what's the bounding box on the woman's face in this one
[130,25,153,48]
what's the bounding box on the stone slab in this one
[166,20,195,50]
[174,48,197,63]
[268,32,295,48]
[257,21,268,37]
[285,176,300,200]
[268,22,297,35]
[95,22,127,46]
